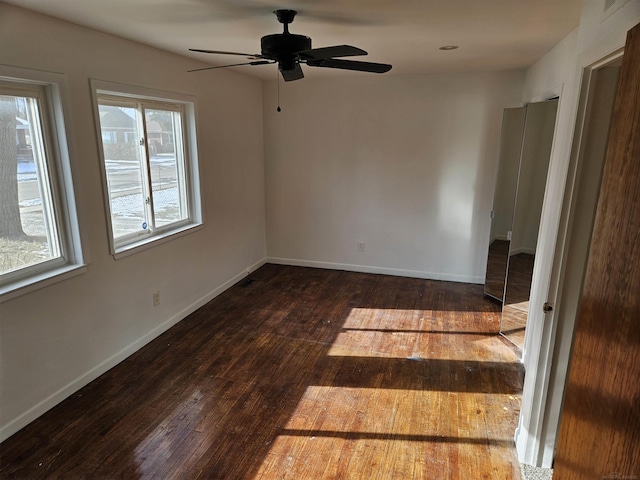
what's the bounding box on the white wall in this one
[0,4,266,440]
[516,0,640,467]
[263,71,525,283]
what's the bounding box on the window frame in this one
[91,80,203,259]
[0,66,85,302]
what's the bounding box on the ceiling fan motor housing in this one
[261,33,311,71]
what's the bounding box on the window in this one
[0,68,84,298]
[92,82,201,256]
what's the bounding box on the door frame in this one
[515,45,626,467]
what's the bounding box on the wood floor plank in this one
[1,264,523,479]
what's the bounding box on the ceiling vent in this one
[601,0,630,22]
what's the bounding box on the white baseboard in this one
[246,258,267,275]
[267,257,484,284]
[0,257,267,443]
[490,235,509,243]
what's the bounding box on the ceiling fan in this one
[188,9,392,81]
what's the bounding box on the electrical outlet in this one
[357,242,366,253]
[153,291,160,307]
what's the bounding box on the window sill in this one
[0,263,88,304]
[112,222,203,260]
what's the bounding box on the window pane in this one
[94,83,200,255]
[0,94,60,275]
[99,105,148,239]
[145,108,188,228]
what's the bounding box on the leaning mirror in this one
[501,99,558,349]
[484,107,526,303]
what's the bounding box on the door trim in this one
[515,46,625,467]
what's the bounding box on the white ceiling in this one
[4,0,584,80]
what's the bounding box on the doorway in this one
[552,23,640,472]
[532,54,623,467]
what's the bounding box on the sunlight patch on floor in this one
[327,308,516,363]
[341,307,492,331]
[253,302,521,479]
[253,385,519,480]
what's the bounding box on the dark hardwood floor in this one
[0,264,524,479]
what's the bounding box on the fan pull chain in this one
[276,68,282,112]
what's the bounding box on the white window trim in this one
[0,65,86,303]
[90,79,203,259]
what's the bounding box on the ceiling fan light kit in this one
[189,9,392,82]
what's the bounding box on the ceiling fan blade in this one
[307,59,392,74]
[297,45,367,61]
[281,63,304,82]
[188,60,273,73]
[189,48,263,58]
